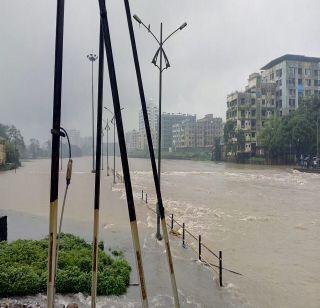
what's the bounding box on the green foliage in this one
[0,234,131,297]
[260,96,320,158]
[224,120,245,154]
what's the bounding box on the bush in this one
[0,234,131,297]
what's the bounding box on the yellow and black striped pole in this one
[98,0,148,306]
[91,20,104,308]
[123,1,180,306]
[47,0,65,307]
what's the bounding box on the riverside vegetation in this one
[0,234,131,297]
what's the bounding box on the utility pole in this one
[133,15,187,241]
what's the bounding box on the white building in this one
[68,129,81,147]
[261,54,320,116]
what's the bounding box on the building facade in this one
[172,118,197,149]
[125,129,140,150]
[196,114,223,148]
[138,102,159,150]
[162,113,196,150]
[226,73,276,153]
[261,54,320,116]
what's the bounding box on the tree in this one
[28,139,41,159]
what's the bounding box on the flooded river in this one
[0,157,319,307]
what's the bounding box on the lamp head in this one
[179,22,187,30]
[133,14,142,24]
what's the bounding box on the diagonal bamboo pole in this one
[123,1,180,306]
[98,1,148,306]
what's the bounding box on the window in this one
[276,79,282,86]
[314,70,319,77]
[298,79,302,85]
[241,110,245,117]
[289,89,296,95]
[271,99,275,105]
[251,119,256,128]
[262,110,266,117]
[305,69,311,76]
[251,98,256,105]
[289,99,296,107]
[252,132,256,138]
[298,68,302,75]
[241,120,245,128]
[289,67,295,75]
[289,78,295,85]
[251,110,256,117]
[314,80,319,86]
[276,69,282,77]
[241,98,245,105]
[262,99,266,105]
[270,73,274,80]
[305,89,311,96]
[306,79,312,86]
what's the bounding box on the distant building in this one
[261,54,320,116]
[68,129,81,147]
[0,137,6,165]
[226,73,276,154]
[139,102,159,150]
[125,129,140,150]
[196,114,223,148]
[162,113,196,150]
[172,118,197,149]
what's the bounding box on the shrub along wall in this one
[0,234,131,297]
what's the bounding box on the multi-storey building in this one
[162,113,196,150]
[226,73,276,153]
[172,118,197,149]
[0,137,6,165]
[261,54,320,116]
[125,129,140,150]
[138,102,158,150]
[196,114,223,148]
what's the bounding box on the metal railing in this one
[140,190,242,286]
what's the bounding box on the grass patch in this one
[0,233,131,297]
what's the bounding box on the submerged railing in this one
[140,189,242,287]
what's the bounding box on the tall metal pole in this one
[91,21,104,308]
[125,3,181,307]
[101,130,104,170]
[87,53,98,172]
[47,0,65,306]
[113,118,116,183]
[156,23,163,241]
[98,1,149,306]
[317,116,319,158]
[91,60,95,172]
[106,118,109,176]
[60,138,62,170]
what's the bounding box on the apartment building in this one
[261,54,320,116]
[161,113,196,150]
[196,114,223,148]
[138,102,159,150]
[226,73,276,153]
[172,118,197,149]
[125,129,140,150]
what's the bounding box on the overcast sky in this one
[0,0,319,143]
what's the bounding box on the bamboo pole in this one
[123,1,180,306]
[91,20,104,308]
[98,1,148,306]
[47,1,65,306]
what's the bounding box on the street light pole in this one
[133,15,187,241]
[87,52,98,173]
[105,118,110,176]
[105,106,124,183]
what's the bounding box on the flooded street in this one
[0,157,319,307]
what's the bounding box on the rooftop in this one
[261,54,320,70]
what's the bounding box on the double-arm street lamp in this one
[87,52,98,173]
[104,106,124,184]
[133,14,187,241]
